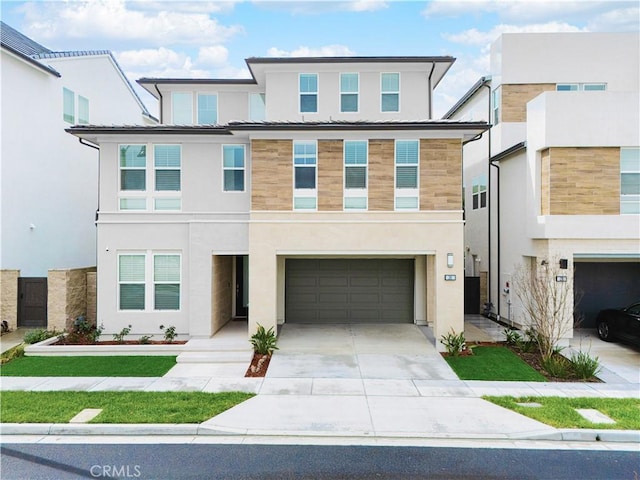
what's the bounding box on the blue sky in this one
[2,0,638,117]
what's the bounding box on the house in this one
[67,56,488,349]
[444,32,640,339]
[0,22,154,329]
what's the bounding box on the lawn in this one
[444,346,547,381]
[485,396,640,430]
[0,391,254,423]
[0,356,177,377]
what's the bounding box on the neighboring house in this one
[445,32,640,338]
[67,56,488,348]
[0,22,154,327]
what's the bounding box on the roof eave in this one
[1,44,61,77]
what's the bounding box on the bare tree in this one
[512,256,576,361]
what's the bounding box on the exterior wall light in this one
[447,253,454,268]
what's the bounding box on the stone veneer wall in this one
[86,272,97,326]
[211,255,233,335]
[0,270,20,330]
[420,138,462,210]
[501,84,555,123]
[541,147,620,215]
[479,271,488,309]
[47,267,97,331]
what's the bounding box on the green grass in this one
[485,396,640,430]
[0,391,254,423]
[444,346,547,381]
[0,356,176,377]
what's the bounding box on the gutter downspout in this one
[427,62,436,119]
[154,83,163,123]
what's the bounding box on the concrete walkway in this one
[2,320,639,443]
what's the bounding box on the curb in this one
[1,424,639,443]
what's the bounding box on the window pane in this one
[396,140,418,164]
[120,284,145,310]
[621,148,640,171]
[472,195,479,209]
[345,141,367,164]
[154,255,180,282]
[396,197,418,209]
[381,73,399,92]
[345,197,366,210]
[250,93,266,121]
[120,198,146,210]
[295,167,316,189]
[345,166,366,189]
[197,94,217,124]
[223,145,245,168]
[396,166,417,188]
[63,87,74,123]
[341,73,358,93]
[119,255,145,281]
[381,93,399,112]
[154,145,180,168]
[78,96,89,124]
[300,94,317,113]
[155,284,180,310]
[224,170,245,191]
[156,170,180,191]
[341,94,358,112]
[294,142,316,157]
[300,74,317,93]
[155,198,181,210]
[584,83,606,91]
[621,173,640,195]
[621,199,640,214]
[294,197,316,209]
[120,145,146,168]
[172,92,192,124]
[556,84,578,91]
[121,170,146,191]
[480,191,487,208]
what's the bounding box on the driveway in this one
[266,324,458,381]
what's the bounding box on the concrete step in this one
[182,339,252,352]
[176,350,254,364]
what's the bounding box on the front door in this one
[235,256,248,317]
[17,277,48,327]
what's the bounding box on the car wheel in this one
[597,321,612,342]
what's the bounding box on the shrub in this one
[64,317,103,344]
[250,324,279,355]
[1,344,25,365]
[503,328,522,346]
[138,335,153,345]
[159,325,178,343]
[440,329,466,357]
[571,350,601,379]
[23,329,58,345]
[113,325,132,344]
[541,355,571,378]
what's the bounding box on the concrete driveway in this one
[266,323,458,381]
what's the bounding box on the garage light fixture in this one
[447,253,454,268]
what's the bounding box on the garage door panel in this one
[286,259,414,324]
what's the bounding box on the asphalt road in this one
[1,443,638,479]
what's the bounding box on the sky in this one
[2,0,639,117]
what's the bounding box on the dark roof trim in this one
[490,142,526,162]
[138,78,257,86]
[442,76,491,119]
[246,56,455,65]
[227,120,489,132]
[66,125,233,135]
[1,42,61,77]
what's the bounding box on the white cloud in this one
[20,0,243,46]
[444,22,588,46]
[267,44,355,57]
[587,6,640,31]
[117,47,187,69]
[197,45,229,66]
[253,0,387,14]
[347,0,389,12]
[133,1,237,14]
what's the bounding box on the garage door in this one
[574,262,640,328]
[285,259,414,323]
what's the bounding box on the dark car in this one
[596,301,640,346]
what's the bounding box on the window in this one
[120,145,147,210]
[118,252,181,311]
[557,83,607,91]
[250,93,266,121]
[381,73,399,112]
[197,94,218,124]
[293,141,317,210]
[154,145,181,210]
[223,145,245,192]
[621,147,640,215]
[395,140,419,210]
[63,87,75,123]
[344,141,367,210]
[299,74,318,113]
[172,92,193,124]
[472,174,487,209]
[340,73,358,113]
[492,87,501,125]
[78,96,89,124]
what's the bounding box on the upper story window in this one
[621,147,640,215]
[472,174,487,209]
[172,92,193,124]
[293,141,317,210]
[63,87,75,123]
[78,95,90,124]
[118,252,181,311]
[344,141,368,210]
[556,83,607,92]
[197,94,218,124]
[119,144,181,211]
[395,140,419,210]
[381,73,400,112]
[223,145,245,192]
[250,93,266,121]
[492,87,501,125]
[300,74,318,113]
[340,73,359,113]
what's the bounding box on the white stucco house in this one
[68,55,489,350]
[0,22,154,327]
[444,32,640,338]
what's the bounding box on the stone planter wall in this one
[0,270,20,330]
[47,267,97,331]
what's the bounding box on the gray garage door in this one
[285,259,414,323]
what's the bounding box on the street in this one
[1,443,638,479]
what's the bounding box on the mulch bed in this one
[53,338,187,346]
[245,353,271,377]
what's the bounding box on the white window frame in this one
[249,93,266,121]
[222,144,246,193]
[78,95,89,124]
[343,140,368,210]
[492,87,501,125]
[119,144,147,211]
[340,73,359,113]
[172,92,193,124]
[197,92,218,125]
[472,174,487,210]
[556,83,607,91]
[621,147,640,215]
[118,251,182,312]
[63,87,75,123]
[293,140,318,211]
[153,144,182,211]
[299,73,318,114]
[381,72,400,113]
[394,139,419,211]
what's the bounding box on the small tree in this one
[512,256,577,361]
